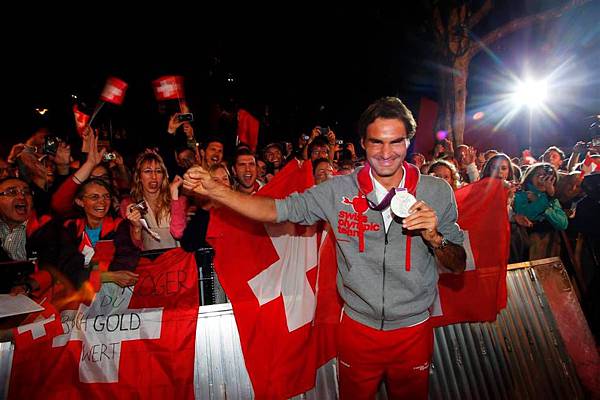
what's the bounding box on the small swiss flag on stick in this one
[99,77,128,105]
[152,75,185,101]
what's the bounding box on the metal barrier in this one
[2,257,596,399]
[140,247,227,306]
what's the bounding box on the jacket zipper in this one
[381,228,388,330]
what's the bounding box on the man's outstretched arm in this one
[183,166,278,223]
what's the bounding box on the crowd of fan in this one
[0,112,599,341]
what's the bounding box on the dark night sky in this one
[4,2,599,156]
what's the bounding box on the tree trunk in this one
[452,57,469,146]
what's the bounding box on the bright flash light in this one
[511,79,548,108]
[35,108,48,115]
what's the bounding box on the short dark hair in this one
[542,146,565,162]
[312,157,333,176]
[201,137,224,151]
[358,97,417,140]
[234,148,256,164]
[307,136,330,157]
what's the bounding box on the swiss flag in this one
[581,152,600,177]
[236,108,260,152]
[9,248,199,399]
[100,77,128,105]
[73,105,90,136]
[152,75,185,101]
[207,160,342,399]
[430,178,510,326]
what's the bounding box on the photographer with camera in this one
[162,111,199,178]
[14,127,73,216]
[51,127,125,218]
[514,162,568,260]
[300,125,337,161]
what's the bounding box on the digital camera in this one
[541,164,555,176]
[41,136,62,156]
[131,200,148,215]
[102,152,116,162]
[177,113,194,123]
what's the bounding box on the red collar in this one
[357,161,420,196]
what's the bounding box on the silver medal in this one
[391,191,417,218]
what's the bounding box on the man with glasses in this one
[184,97,466,399]
[0,177,46,297]
[0,178,34,262]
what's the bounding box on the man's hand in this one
[54,142,71,166]
[514,214,533,228]
[403,199,466,273]
[183,123,194,139]
[326,130,336,146]
[101,271,139,288]
[7,143,25,164]
[541,175,556,197]
[402,200,439,243]
[183,166,220,196]
[86,133,106,167]
[168,114,185,135]
[346,142,356,159]
[463,146,476,165]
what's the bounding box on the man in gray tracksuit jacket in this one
[276,161,464,331]
[184,97,466,399]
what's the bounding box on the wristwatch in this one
[431,234,449,250]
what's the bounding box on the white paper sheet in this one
[0,294,44,318]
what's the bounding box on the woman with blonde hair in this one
[122,151,187,250]
[427,159,460,190]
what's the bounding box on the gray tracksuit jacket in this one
[275,163,464,330]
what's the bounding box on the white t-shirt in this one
[370,166,406,233]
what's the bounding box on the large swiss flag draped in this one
[9,248,199,399]
[430,177,510,326]
[207,160,342,399]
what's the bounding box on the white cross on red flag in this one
[100,77,128,105]
[152,75,185,101]
[9,248,199,399]
[207,160,343,399]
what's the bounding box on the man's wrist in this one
[426,231,448,250]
